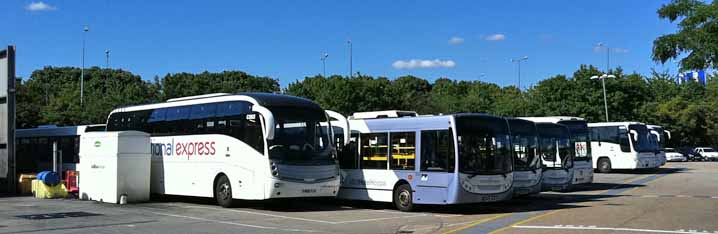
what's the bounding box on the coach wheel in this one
[215,175,236,208]
[597,158,612,173]
[393,183,414,212]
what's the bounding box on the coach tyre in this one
[215,175,236,208]
[598,158,612,173]
[393,183,414,212]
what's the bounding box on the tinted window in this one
[339,133,359,169]
[190,104,217,120]
[166,106,190,121]
[420,130,455,172]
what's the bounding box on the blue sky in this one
[3,0,679,88]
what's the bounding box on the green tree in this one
[653,0,718,70]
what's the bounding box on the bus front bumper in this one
[541,169,571,191]
[265,177,340,199]
[513,170,542,196]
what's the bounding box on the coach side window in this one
[147,108,168,135]
[190,103,217,134]
[216,101,264,153]
[360,133,389,170]
[421,130,455,172]
[165,106,191,134]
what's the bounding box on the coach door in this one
[414,129,455,204]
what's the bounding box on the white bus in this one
[523,117,593,185]
[106,93,344,207]
[588,122,659,173]
[534,122,574,191]
[648,125,670,166]
[507,118,542,196]
[334,112,514,211]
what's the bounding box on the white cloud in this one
[483,34,506,41]
[448,36,464,45]
[392,59,456,69]
[25,2,56,11]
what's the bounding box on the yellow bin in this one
[18,174,37,195]
[31,180,68,199]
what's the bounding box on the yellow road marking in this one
[489,210,562,234]
[442,213,511,234]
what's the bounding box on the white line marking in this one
[642,195,659,198]
[180,205,427,225]
[181,205,336,224]
[434,214,463,218]
[445,220,476,227]
[147,211,322,233]
[514,225,716,234]
[676,195,691,198]
[333,214,427,224]
[711,196,718,199]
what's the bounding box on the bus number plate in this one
[302,189,317,193]
[481,195,498,202]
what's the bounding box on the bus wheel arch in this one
[597,157,612,173]
[392,180,414,212]
[213,173,237,208]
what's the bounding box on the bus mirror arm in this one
[325,110,350,145]
[252,105,275,140]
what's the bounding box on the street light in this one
[347,40,352,78]
[80,25,89,106]
[591,74,616,122]
[511,56,528,89]
[320,53,329,77]
[105,49,110,68]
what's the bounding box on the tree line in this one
[15,64,718,148]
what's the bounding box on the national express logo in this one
[152,141,217,157]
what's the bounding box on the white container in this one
[78,131,151,204]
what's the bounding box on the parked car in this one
[678,147,703,161]
[695,147,718,161]
[665,148,687,162]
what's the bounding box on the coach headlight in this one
[270,162,279,177]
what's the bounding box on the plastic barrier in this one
[31,179,68,199]
[64,170,79,193]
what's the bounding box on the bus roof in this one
[519,116,585,123]
[587,122,645,127]
[507,118,537,135]
[109,92,322,114]
[16,124,105,138]
[347,113,503,132]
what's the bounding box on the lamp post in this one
[347,40,352,78]
[511,56,528,89]
[591,74,616,122]
[105,49,110,68]
[81,25,88,105]
[321,53,328,77]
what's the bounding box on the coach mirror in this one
[251,105,275,140]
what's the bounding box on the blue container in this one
[37,171,61,186]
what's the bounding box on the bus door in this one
[414,130,455,204]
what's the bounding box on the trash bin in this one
[18,174,37,195]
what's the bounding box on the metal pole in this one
[518,61,521,90]
[81,26,88,106]
[105,49,110,68]
[322,59,326,77]
[602,76,609,122]
[52,141,58,172]
[348,40,352,78]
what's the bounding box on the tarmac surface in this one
[1,162,716,234]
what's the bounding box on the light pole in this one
[81,25,88,106]
[105,49,110,68]
[320,53,328,77]
[511,56,528,89]
[591,74,616,122]
[597,42,610,73]
[347,40,352,78]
